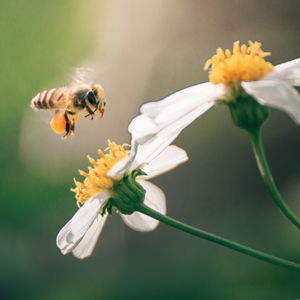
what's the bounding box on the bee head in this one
[85,91,99,116]
[84,84,105,118]
[87,91,98,106]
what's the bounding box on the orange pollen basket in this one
[50,113,79,134]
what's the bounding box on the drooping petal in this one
[72,213,108,259]
[128,82,225,143]
[242,78,300,124]
[141,145,188,179]
[120,181,166,231]
[274,58,300,86]
[56,192,108,255]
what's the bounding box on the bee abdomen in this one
[31,88,66,109]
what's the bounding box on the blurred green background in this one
[1,0,300,299]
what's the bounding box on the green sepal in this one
[101,169,146,216]
[222,83,269,132]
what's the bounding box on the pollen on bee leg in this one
[71,114,79,122]
[50,116,66,134]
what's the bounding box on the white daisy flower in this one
[56,140,188,259]
[128,41,300,142]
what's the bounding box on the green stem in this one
[137,203,300,271]
[248,128,300,228]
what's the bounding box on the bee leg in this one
[85,105,97,119]
[69,119,75,137]
[62,111,74,139]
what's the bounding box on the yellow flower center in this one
[71,141,130,207]
[204,41,274,86]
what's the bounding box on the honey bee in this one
[31,81,106,139]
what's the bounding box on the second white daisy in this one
[56,140,188,259]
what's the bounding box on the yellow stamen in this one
[78,170,89,178]
[72,140,130,207]
[98,149,106,160]
[74,179,86,189]
[225,49,231,58]
[216,48,226,61]
[204,40,274,86]
[87,155,99,167]
[241,44,247,55]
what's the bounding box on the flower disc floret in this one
[204,41,274,86]
[72,141,130,206]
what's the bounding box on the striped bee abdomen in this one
[31,88,67,109]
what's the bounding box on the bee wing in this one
[71,67,96,85]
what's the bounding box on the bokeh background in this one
[1,0,300,299]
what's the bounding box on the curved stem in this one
[248,128,300,228]
[137,203,300,271]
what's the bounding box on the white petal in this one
[72,213,108,259]
[274,58,300,86]
[121,181,166,231]
[108,125,186,179]
[56,192,108,255]
[128,82,225,143]
[107,140,138,179]
[140,82,223,121]
[108,83,223,178]
[129,126,183,171]
[130,100,214,171]
[242,78,300,124]
[141,145,188,179]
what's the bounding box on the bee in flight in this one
[31,80,106,139]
